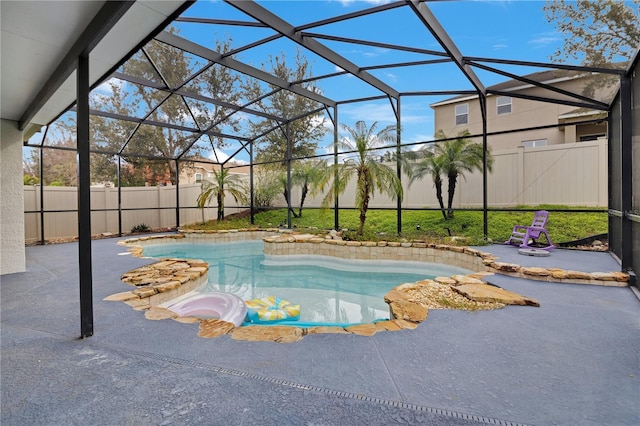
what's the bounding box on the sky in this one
[30,0,584,165]
[177,0,568,163]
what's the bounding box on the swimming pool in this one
[142,240,470,326]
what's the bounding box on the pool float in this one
[245,296,300,323]
[166,292,247,326]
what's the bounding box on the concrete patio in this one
[1,236,638,425]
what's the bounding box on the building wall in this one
[432,76,609,151]
[1,120,26,275]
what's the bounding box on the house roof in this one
[429,69,584,108]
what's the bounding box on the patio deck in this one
[1,235,638,425]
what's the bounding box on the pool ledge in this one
[109,229,628,343]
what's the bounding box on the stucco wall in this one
[1,119,26,275]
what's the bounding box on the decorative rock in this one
[231,325,304,343]
[452,284,540,307]
[550,269,569,279]
[434,276,457,286]
[374,320,402,331]
[490,262,520,273]
[451,275,484,286]
[611,272,630,282]
[589,272,615,281]
[145,307,178,320]
[103,291,138,302]
[125,298,150,310]
[346,323,380,336]
[155,281,181,293]
[185,266,207,275]
[197,319,235,338]
[566,270,592,280]
[133,287,157,298]
[522,267,551,277]
[385,289,428,322]
[392,319,419,330]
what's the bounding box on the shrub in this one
[131,223,150,233]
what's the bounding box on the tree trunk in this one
[447,173,457,219]
[358,177,370,236]
[217,191,224,220]
[298,183,308,217]
[283,187,299,218]
[434,175,447,220]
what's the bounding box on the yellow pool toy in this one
[245,296,301,323]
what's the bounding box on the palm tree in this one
[292,160,325,217]
[434,130,492,219]
[196,168,248,222]
[406,146,447,220]
[274,169,298,218]
[320,121,403,236]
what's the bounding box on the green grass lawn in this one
[186,206,607,245]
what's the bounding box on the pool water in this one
[142,240,470,326]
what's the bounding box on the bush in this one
[130,223,150,233]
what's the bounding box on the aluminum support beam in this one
[620,76,633,272]
[470,61,610,109]
[408,0,485,95]
[19,1,134,130]
[156,31,336,107]
[77,53,94,338]
[225,0,399,99]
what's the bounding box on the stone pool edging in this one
[261,233,629,287]
[109,228,628,343]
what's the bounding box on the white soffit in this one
[1,1,186,130]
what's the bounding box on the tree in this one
[292,160,326,217]
[434,130,492,219]
[196,168,248,222]
[320,121,403,236]
[406,147,447,220]
[544,0,640,96]
[545,0,640,65]
[252,169,281,208]
[89,29,244,185]
[243,49,329,165]
[274,160,326,218]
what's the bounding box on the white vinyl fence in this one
[24,141,607,241]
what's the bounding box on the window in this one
[455,103,468,125]
[521,139,547,148]
[195,172,202,182]
[497,96,512,115]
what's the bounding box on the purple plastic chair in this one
[505,210,555,250]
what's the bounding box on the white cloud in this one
[492,44,508,50]
[528,32,561,49]
[208,150,248,165]
[94,78,124,96]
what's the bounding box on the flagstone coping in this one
[109,228,628,343]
